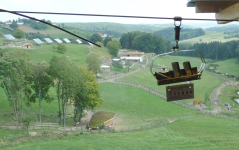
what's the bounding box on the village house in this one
[100,65,110,72]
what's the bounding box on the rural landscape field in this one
[1,7,239,149]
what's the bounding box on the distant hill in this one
[61,22,165,38]
[205,25,239,32]
[154,27,205,42]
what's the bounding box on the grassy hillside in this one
[5,44,90,65]
[212,58,239,75]
[180,31,239,44]
[2,115,239,149]
[98,83,198,129]
[18,25,91,40]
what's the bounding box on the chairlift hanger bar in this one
[0,9,101,47]
[1,10,239,22]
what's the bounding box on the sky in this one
[0,0,232,25]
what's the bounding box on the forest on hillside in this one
[177,40,239,60]
[205,25,239,33]
[120,31,171,54]
[63,22,165,38]
[153,27,205,42]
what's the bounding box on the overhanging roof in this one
[187,0,239,24]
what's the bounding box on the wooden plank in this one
[196,1,238,13]
[216,2,239,24]
[157,74,201,86]
[166,83,194,102]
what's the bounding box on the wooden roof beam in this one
[196,1,238,13]
[216,2,239,24]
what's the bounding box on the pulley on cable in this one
[150,17,206,102]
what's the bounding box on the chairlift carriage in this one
[150,17,206,102]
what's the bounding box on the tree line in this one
[63,22,165,38]
[0,49,102,130]
[120,31,171,54]
[153,27,205,42]
[176,40,239,60]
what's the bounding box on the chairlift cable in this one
[0,9,101,47]
[1,10,239,22]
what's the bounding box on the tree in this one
[72,67,102,126]
[103,37,112,47]
[9,20,18,30]
[13,29,25,39]
[90,33,102,43]
[106,41,120,57]
[49,56,79,127]
[0,31,3,37]
[57,44,67,53]
[112,61,123,70]
[124,60,132,72]
[0,51,32,121]
[86,54,102,77]
[32,61,54,122]
[235,46,239,61]
[96,41,104,47]
[19,108,35,135]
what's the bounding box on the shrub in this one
[57,44,67,53]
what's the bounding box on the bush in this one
[52,45,56,49]
[57,44,67,53]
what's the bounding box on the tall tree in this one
[49,56,77,127]
[32,61,54,122]
[86,54,102,77]
[0,51,32,121]
[72,67,102,125]
[106,41,120,57]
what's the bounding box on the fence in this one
[0,121,87,131]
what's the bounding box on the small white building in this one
[120,56,143,62]
[112,59,121,62]
[100,65,110,72]
[17,22,24,25]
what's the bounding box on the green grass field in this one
[180,31,239,44]
[4,44,90,66]
[212,58,239,75]
[98,83,198,129]
[218,85,239,117]
[2,115,239,149]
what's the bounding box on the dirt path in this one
[210,83,225,114]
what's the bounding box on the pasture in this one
[212,58,239,75]
[2,115,239,149]
[218,85,239,117]
[180,31,239,44]
[98,83,199,130]
[4,44,91,65]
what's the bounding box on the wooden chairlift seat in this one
[154,61,201,85]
